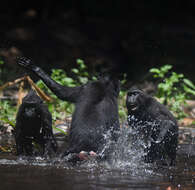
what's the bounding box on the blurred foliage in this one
[2,60,195,133]
[118,74,127,122]
[0,60,16,127]
[150,64,195,119]
[0,100,16,128]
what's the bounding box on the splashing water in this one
[106,127,152,175]
[0,115,163,177]
[91,116,158,176]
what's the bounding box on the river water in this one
[0,143,194,190]
[1,124,195,190]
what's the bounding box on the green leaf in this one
[161,65,172,73]
[183,85,195,96]
[77,59,86,70]
[92,76,97,81]
[63,77,74,84]
[83,71,89,77]
[79,76,88,84]
[158,83,169,91]
[121,74,127,85]
[118,109,127,121]
[183,79,195,90]
[0,117,15,128]
[150,68,160,74]
[52,126,68,135]
[48,104,54,112]
[169,72,180,83]
[36,80,46,89]
[71,68,79,74]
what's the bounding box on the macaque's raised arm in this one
[17,57,81,103]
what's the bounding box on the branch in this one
[0,76,25,91]
[25,76,53,102]
[17,80,24,107]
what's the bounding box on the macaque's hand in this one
[16,57,38,71]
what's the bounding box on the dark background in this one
[0,0,195,84]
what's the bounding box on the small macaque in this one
[15,90,57,156]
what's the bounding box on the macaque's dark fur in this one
[126,89,178,165]
[15,89,57,156]
[17,57,120,160]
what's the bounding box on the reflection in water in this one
[0,156,194,190]
[0,124,195,189]
[0,147,195,189]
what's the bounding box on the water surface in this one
[0,145,195,190]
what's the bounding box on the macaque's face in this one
[126,89,146,113]
[23,103,38,118]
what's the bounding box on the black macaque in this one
[17,57,120,162]
[126,89,178,166]
[15,89,57,156]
